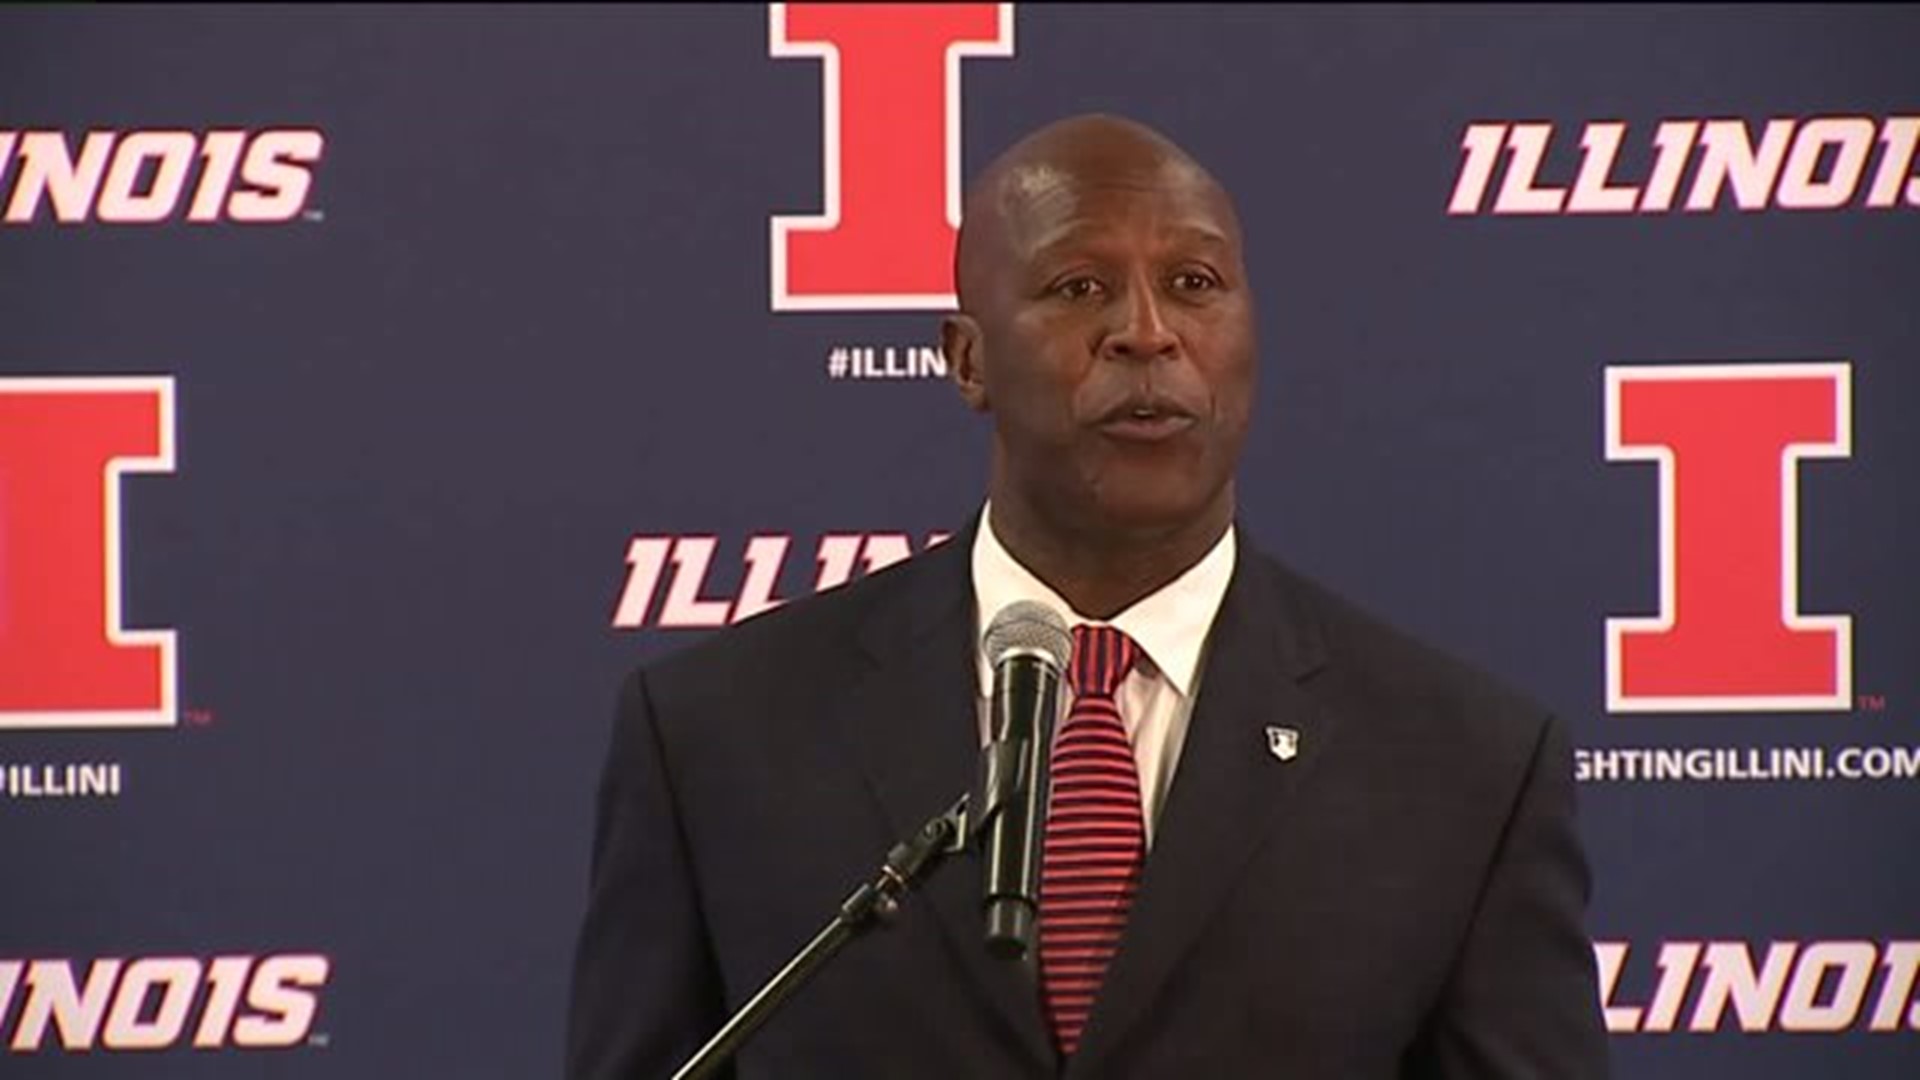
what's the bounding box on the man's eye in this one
[1171,270,1218,291]
[1052,276,1105,301]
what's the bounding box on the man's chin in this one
[1080,489,1231,544]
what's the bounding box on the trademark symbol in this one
[1857,693,1887,712]
[307,1032,331,1049]
[302,208,326,223]
[184,708,215,726]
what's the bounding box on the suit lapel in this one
[836,526,1057,1065]
[1067,546,1334,1076]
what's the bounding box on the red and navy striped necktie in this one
[1038,624,1144,1057]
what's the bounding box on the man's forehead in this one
[1001,161,1075,206]
[990,158,1239,256]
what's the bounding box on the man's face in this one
[949,153,1257,544]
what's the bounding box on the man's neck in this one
[986,497,1233,621]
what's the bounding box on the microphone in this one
[979,601,1070,958]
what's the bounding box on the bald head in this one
[955,115,1242,311]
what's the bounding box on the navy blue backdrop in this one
[2,5,1915,1077]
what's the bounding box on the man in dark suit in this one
[567,115,1609,1078]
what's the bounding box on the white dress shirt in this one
[970,503,1237,848]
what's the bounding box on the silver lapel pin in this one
[1265,725,1300,762]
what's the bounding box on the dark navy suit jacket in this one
[566,523,1609,1078]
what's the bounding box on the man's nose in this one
[1101,276,1179,363]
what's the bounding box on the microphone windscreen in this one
[983,601,1071,670]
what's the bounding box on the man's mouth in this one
[1095,399,1197,442]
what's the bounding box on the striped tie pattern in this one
[1038,624,1144,1057]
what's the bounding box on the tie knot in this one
[1068,624,1140,700]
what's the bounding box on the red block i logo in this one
[1604,363,1852,713]
[768,2,1014,311]
[0,377,177,728]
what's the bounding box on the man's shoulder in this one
[1239,545,1552,748]
[635,534,964,696]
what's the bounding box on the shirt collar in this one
[970,501,1237,697]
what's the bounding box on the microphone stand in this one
[670,740,1035,1080]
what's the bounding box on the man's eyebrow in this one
[1025,221,1235,262]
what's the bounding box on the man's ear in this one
[943,314,990,412]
